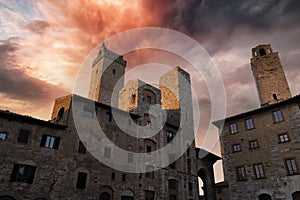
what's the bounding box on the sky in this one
[1,0,300,183]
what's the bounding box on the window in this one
[105,112,112,122]
[187,159,191,174]
[40,135,60,149]
[230,123,238,134]
[146,121,151,128]
[10,164,36,184]
[111,172,115,180]
[128,153,133,163]
[76,172,87,189]
[146,96,151,103]
[0,132,7,141]
[259,48,266,56]
[273,110,283,122]
[254,163,265,179]
[249,140,259,149]
[122,174,126,181]
[82,105,94,118]
[130,94,136,104]
[232,144,241,152]
[279,133,290,143]
[285,159,298,175]
[188,182,193,193]
[112,69,116,74]
[78,141,86,154]
[104,147,111,158]
[166,131,174,143]
[168,154,176,169]
[57,107,65,119]
[169,179,178,190]
[146,145,152,153]
[236,166,246,181]
[245,118,254,130]
[273,93,278,100]
[145,165,154,179]
[17,129,30,143]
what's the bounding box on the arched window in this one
[259,48,266,56]
[273,94,278,100]
[292,191,300,200]
[146,96,151,103]
[99,186,113,200]
[100,192,110,200]
[258,193,272,200]
[121,189,134,200]
[57,107,65,119]
[168,179,178,190]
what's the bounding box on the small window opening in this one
[259,48,266,56]
[273,94,278,100]
[112,69,116,75]
[57,107,65,119]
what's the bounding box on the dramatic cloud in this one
[0,1,300,171]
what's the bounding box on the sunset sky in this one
[1,0,300,183]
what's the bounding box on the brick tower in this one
[88,43,127,106]
[251,44,291,106]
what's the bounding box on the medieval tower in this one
[250,44,292,106]
[88,43,127,106]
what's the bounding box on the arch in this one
[99,186,113,200]
[144,139,156,153]
[292,191,300,200]
[121,189,134,200]
[198,168,209,199]
[143,89,156,104]
[258,193,272,200]
[57,107,65,119]
[99,192,110,200]
[0,196,16,200]
[259,48,266,56]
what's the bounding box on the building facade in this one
[214,44,300,200]
[0,44,220,200]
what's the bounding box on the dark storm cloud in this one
[144,0,300,54]
[0,38,68,101]
[23,20,51,35]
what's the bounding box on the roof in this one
[213,94,300,128]
[0,110,67,129]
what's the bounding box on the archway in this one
[0,196,16,200]
[99,192,110,200]
[196,148,221,200]
[121,189,134,200]
[292,191,300,200]
[198,168,209,199]
[57,107,65,119]
[99,186,113,200]
[258,193,272,200]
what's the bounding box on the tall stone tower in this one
[251,44,291,106]
[88,43,127,106]
[159,66,195,146]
